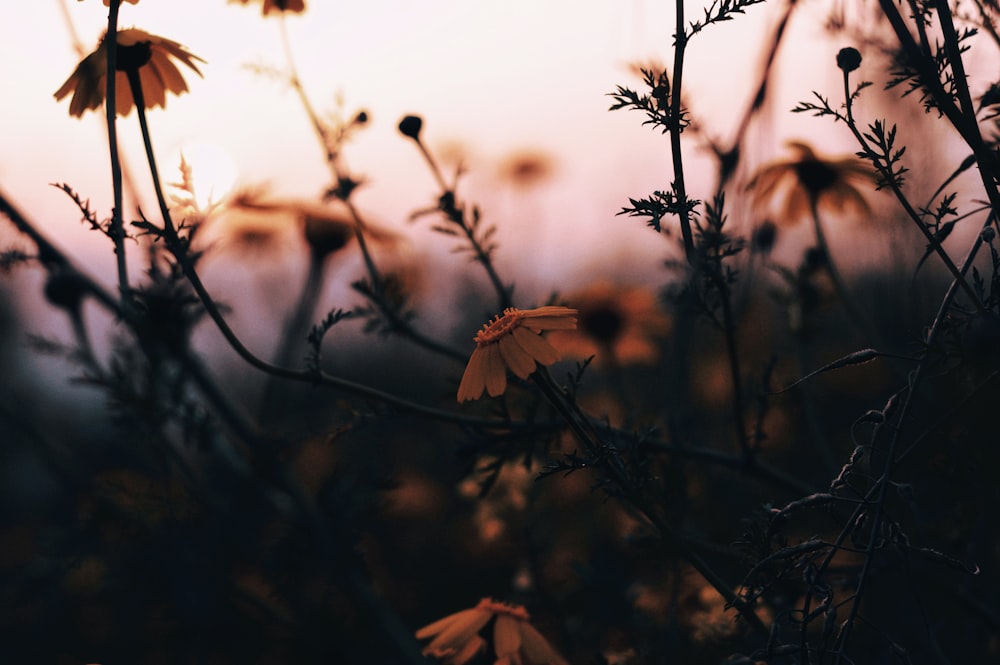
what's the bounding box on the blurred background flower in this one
[548,281,670,367]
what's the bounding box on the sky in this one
[0,0,810,282]
[1,0,932,361]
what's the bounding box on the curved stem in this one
[276,17,468,359]
[126,69,175,236]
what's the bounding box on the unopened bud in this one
[398,115,423,140]
[836,47,862,73]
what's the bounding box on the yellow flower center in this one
[474,308,523,345]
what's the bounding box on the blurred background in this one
[2,1,999,663]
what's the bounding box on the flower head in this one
[836,47,863,73]
[457,306,578,402]
[547,282,670,366]
[55,28,204,117]
[747,141,874,226]
[228,0,306,16]
[416,598,568,665]
[398,115,424,140]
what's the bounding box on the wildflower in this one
[55,28,204,117]
[747,141,874,226]
[547,282,669,366]
[228,0,306,14]
[416,597,568,665]
[457,306,578,402]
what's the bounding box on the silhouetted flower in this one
[398,115,424,140]
[747,141,874,225]
[836,47,862,73]
[416,598,568,665]
[55,28,204,117]
[457,306,578,402]
[228,0,305,15]
[548,282,669,366]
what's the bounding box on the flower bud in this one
[398,115,423,140]
[836,47,862,73]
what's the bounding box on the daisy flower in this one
[55,28,204,117]
[457,306,578,402]
[747,141,874,226]
[416,598,568,665]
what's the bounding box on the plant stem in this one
[670,0,695,262]
[532,368,769,637]
[105,2,130,303]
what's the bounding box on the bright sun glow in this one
[164,140,239,211]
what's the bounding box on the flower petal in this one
[483,345,508,397]
[499,334,537,380]
[520,307,578,332]
[512,328,561,366]
[517,622,567,665]
[421,607,492,655]
[447,634,487,665]
[457,347,489,402]
[494,615,523,657]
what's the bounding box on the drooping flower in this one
[55,28,204,117]
[746,141,874,226]
[416,598,568,665]
[228,0,306,16]
[546,282,670,366]
[457,306,578,402]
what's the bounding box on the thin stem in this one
[834,224,990,660]
[532,368,769,637]
[670,0,696,261]
[840,68,986,313]
[127,69,175,235]
[414,142,512,309]
[711,262,753,459]
[276,18,467,360]
[808,200,875,342]
[104,3,130,303]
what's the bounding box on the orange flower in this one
[416,598,568,665]
[457,306,578,402]
[747,141,874,226]
[228,0,306,15]
[547,281,670,366]
[55,28,204,117]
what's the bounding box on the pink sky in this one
[1,0,924,334]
